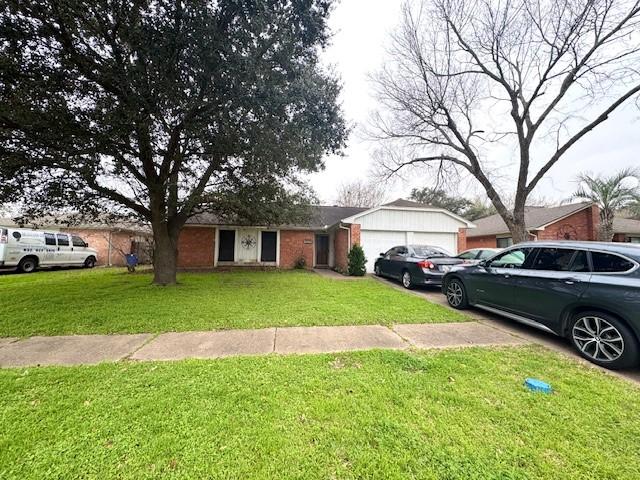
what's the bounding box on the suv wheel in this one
[401,270,413,289]
[569,312,639,369]
[374,264,381,277]
[18,257,37,273]
[446,278,468,309]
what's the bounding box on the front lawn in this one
[1,346,639,479]
[0,268,466,336]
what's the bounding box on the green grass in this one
[0,268,466,336]
[1,346,638,479]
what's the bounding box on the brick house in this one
[177,199,474,272]
[464,202,640,249]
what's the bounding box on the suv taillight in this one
[418,260,435,270]
[0,229,7,244]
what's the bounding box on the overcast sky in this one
[308,0,640,206]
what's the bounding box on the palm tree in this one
[571,169,640,241]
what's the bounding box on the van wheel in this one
[569,311,639,370]
[18,257,38,273]
[84,256,96,269]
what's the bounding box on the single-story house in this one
[178,199,475,273]
[0,218,153,266]
[464,202,640,249]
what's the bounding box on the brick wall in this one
[333,228,349,272]
[457,227,467,252]
[61,228,150,266]
[465,234,498,249]
[536,205,599,241]
[177,227,215,268]
[279,230,314,269]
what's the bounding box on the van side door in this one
[71,235,89,264]
[55,233,72,264]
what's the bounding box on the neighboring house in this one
[612,218,640,243]
[0,218,153,266]
[464,202,640,249]
[178,199,475,273]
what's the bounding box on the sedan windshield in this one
[412,246,452,258]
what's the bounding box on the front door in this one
[218,230,235,262]
[237,228,259,263]
[315,234,329,266]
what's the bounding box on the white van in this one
[0,227,98,273]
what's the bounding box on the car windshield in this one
[412,246,451,258]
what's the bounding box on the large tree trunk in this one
[151,220,180,286]
[509,205,530,244]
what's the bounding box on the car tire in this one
[445,278,468,309]
[568,311,639,370]
[84,256,96,269]
[401,270,413,289]
[374,264,381,276]
[18,257,37,274]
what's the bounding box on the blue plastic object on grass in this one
[524,378,553,394]
[125,254,139,267]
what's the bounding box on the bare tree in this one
[334,180,387,207]
[372,0,640,242]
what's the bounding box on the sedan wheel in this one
[374,264,381,276]
[401,271,413,289]
[446,279,468,309]
[570,312,639,369]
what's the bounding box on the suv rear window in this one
[531,248,576,271]
[591,252,635,273]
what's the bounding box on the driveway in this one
[372,275,640,385]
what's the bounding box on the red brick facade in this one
[535,205,599,241]
[465,234,500,249]
[463,205,601,250]
[457,227,467,253]
[279,230,315,269]
[333,224,361,272]
[177,227,215,268]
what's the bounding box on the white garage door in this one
[360,230,458,273]
[411,232,458,255]
[360,230,406,273]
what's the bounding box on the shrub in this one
[294,256,307,269]
[347,244,367,276]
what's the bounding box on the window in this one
[478,250,498,259]
[531,248,577,271]
[44,233,56,246]
[489,248,534,269]
[570,251,590,272]
[630,237,640,244]
[261,231,277,262]
[412,246,451,257]
[56,234,69,246]
[72,235,87,247]
[457,250,477,260]
[591,252,635,273]
[218,230,235,262]
[394,246,408,255]
[497,237,513,248]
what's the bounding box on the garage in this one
[340,199,475,272]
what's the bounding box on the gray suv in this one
[442,241,640,369]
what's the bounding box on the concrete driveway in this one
[372,275,640,385]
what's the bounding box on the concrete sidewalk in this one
[0,322,527,367]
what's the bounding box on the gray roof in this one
[468,202,593,237]
[383,198,433,208]
[613,217,640,235]
[187,205,369,229]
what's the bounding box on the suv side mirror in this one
[379,252,385,257]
